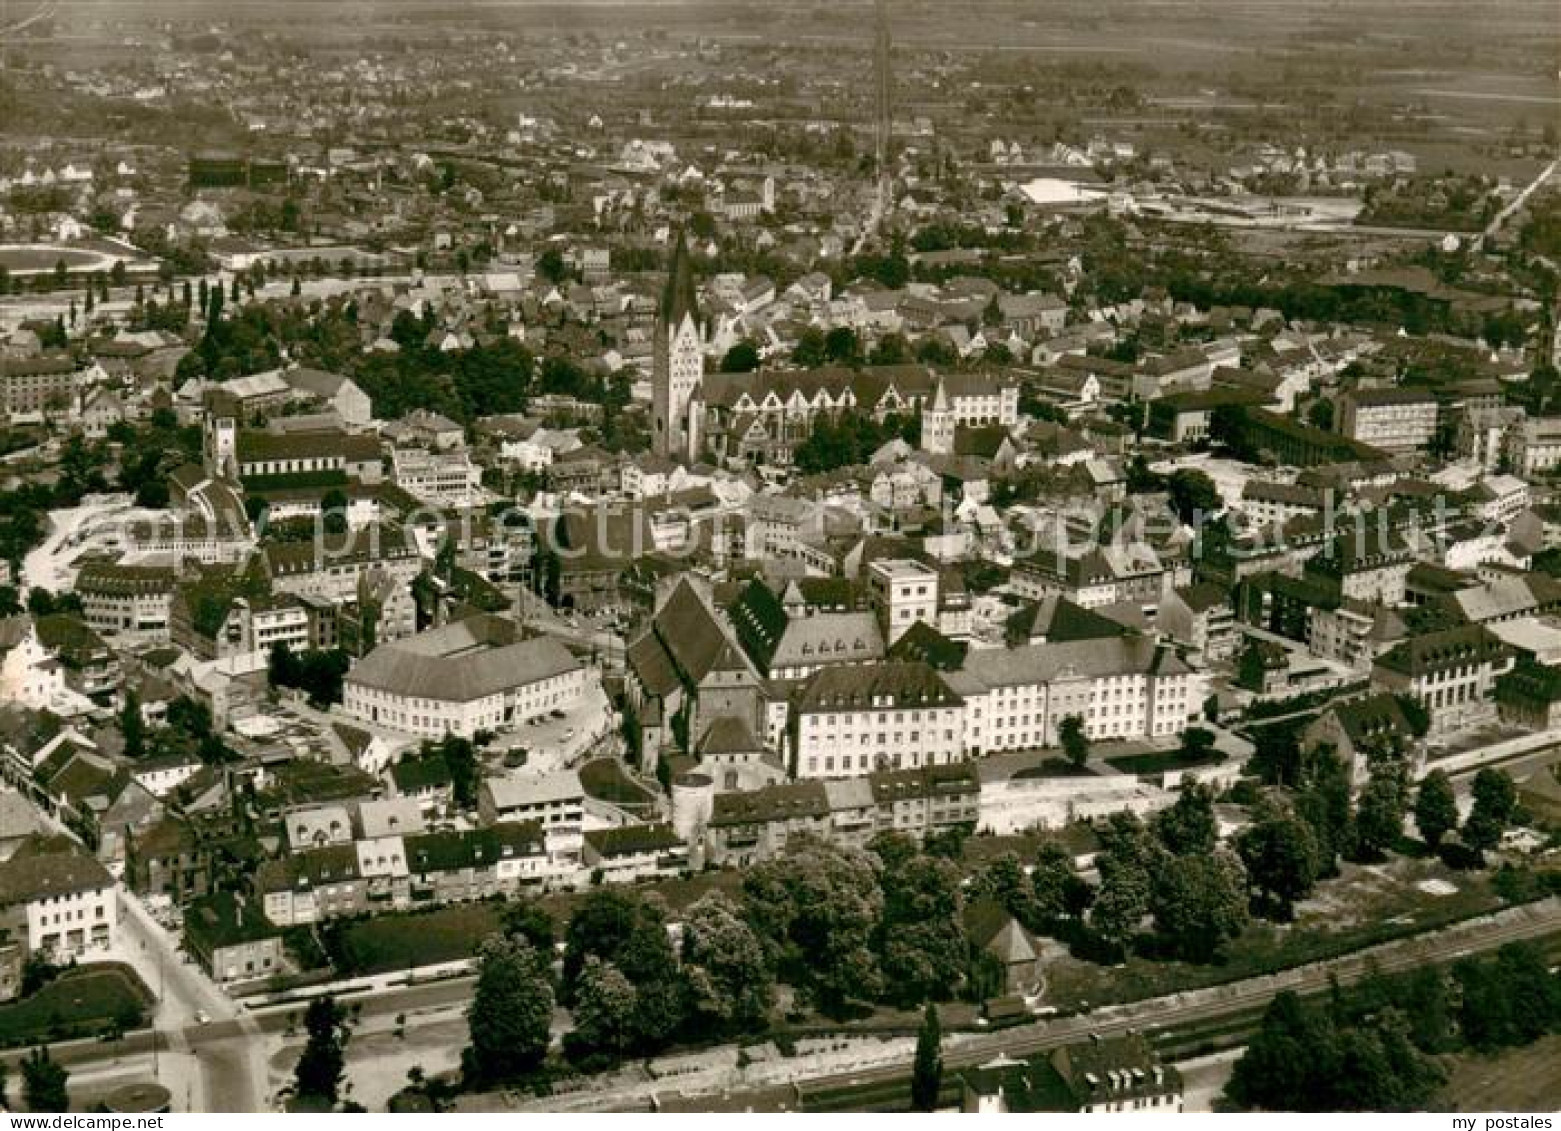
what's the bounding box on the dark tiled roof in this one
[709,780,829,827]
[0,842,114,905]
[1375,624,1509,678]
[797,660,960,713]
[886,619,968,671]
[584,822,681,858]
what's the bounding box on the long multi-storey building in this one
[790,661,964,780]
[262,526,421,603]
[1504,416,1561,476]
[343,615,586,739]
[1,356,78,418]
[1338,386,1438,452]
[699,364,1020,466]
[949,637,1203,753]
[74,559,179,641]
[1371,624,1513,735]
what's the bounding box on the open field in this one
[331,904,502,974]
[0,964,152,1049]
[0,244,124,275]
[0,238,157,278]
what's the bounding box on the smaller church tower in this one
[921,375,955,455]
[204,414,238,479]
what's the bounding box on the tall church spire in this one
[661,227,699,329]
[653,227,705,461]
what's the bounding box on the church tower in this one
[922,375,955,455]
[653,229,704,462]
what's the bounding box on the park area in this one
[318,870,751,975]
[1042,855,1513,1010]
[0,964,151,1048]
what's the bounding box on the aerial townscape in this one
[0,0,1559,1117]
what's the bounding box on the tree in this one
[869,332,910,365]
[1090,867,1150,955]
[1165,468,1221,526]
[875,848,966,1006]
[742,835,884,1015]
[500,900,556,954]
[1226,991,1443,1112]
[1236,797,1320,920]
[1090,812,1160,954]
[537,247,568,285]
[1154,780,1217,857]
[1414,769,1459,850]
[1149,849,1249,962]
[910,1003,943,1111]
[1058,714,1089,767]
[1463,768,1518,856]
[720,340,761,373]
[294,995,347,1107]
[1353,758,1409,861]
[1454,942,1561,1051]
[1031,841,1093,921]
[1307,398,1334,432]
[792,325,827,367]
[422,734,478,810]
[21,1046,68,1112]
[119,689,146,761]
[681,892,773,1035]
[824,325,860,364]
[466,935,554,1085]
[320,487,349,536]
[971,852,1040,928]
[564,957,639,1065]
[1293,742,1354,877]
[561,889,684,1048]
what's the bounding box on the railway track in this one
[767,901,1560,1112]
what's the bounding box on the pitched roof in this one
[1007,595,1135,645]
[885,619,968,671]
[796,660,961,712]
[959,636,1187,692]
[584,822,682,858]
[0,841,114,905]
[347,616,580,703]
[628,580,755,695]
[1374,623,1509,678]
[709,780,829,827]
[1324,692,1414,749]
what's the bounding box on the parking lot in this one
[487,682,617,774]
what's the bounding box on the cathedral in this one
[652,229,705,462]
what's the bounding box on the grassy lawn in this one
[538,868,748,928]
[1438,1034,1561,1112]
[335,904,504,974]
[1105,749,1226,776]
[331,872,749,974]
[579,758,657,808]
[0,965,152,1048]
[1044,857,1510,1010]
[1014,757,1097,780]
[961,823,1101,869]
